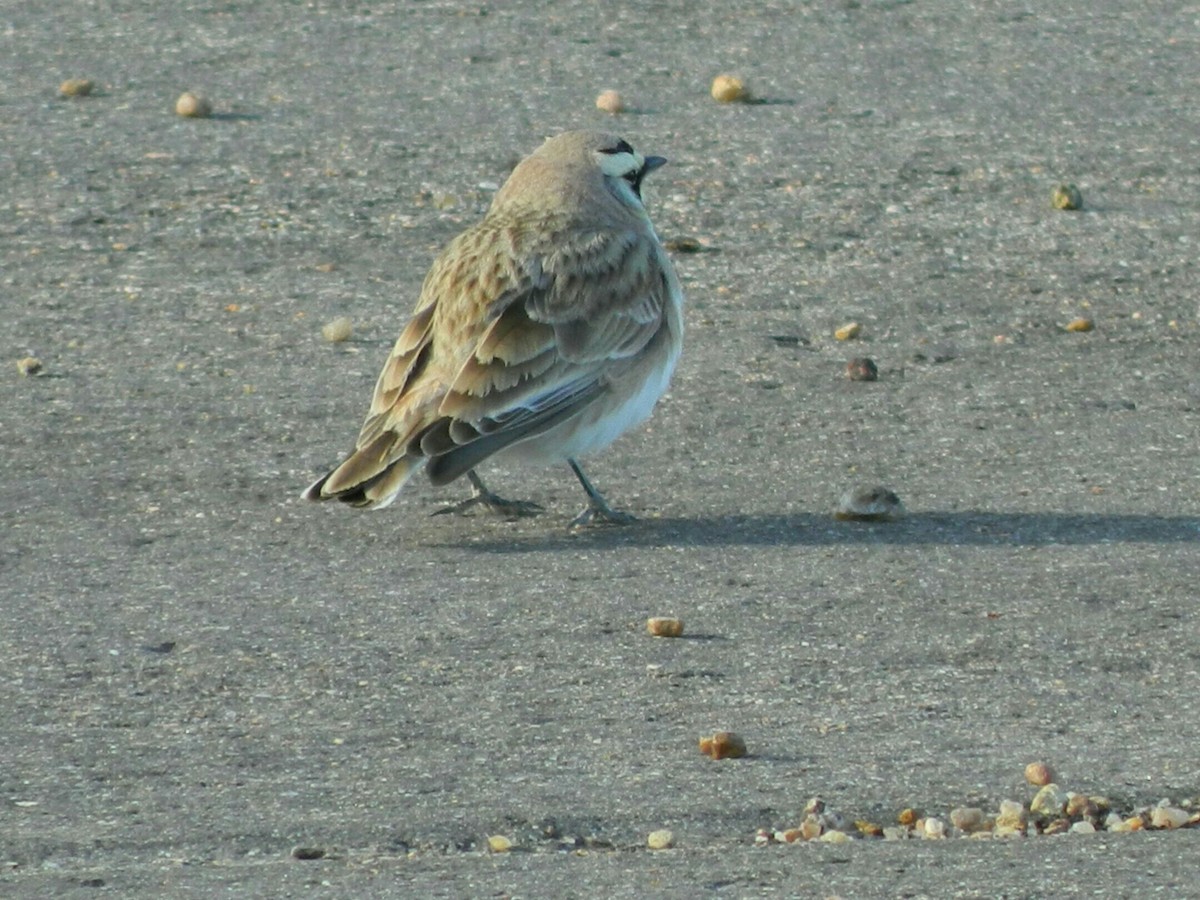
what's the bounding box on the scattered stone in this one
[647,829,674,849]
[1065,317,1094,333]
[897,808,918,827]
[16,356,43,377]
[804,797,825,816]
[834,485,904,522]
[881,826,910,841]
[1024,761,1053,786]
[710,74,747,103]
[818,829,852,843]
[834,321,862,341]
[1150,805,1189,830]
[175,91,212,118]
[698,731,747,760]
[949,807,986,833]
[1070,820,1096,834]
[1030,784,1070,819]
[845,357,878,381]
[646,617,684,638]
[995,799,1027,830]
[291,846,326,860]
[1065,793,1096,819]
[776,827,803,843]
[1052,183,1083,210]
[1043,817,1071,835]
[664,236,703,253]
[922,817,947,839]
[487,835,514,853]
[855,820,884,838]
[799,816,823,841]
[321,317,354,343]
[595,89,624,114]
[59,78,94,97]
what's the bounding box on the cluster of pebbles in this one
[754,772,1198,847]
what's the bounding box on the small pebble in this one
[698,731,747,760]
[922,817,947,839]
[59,78,94,97]
[855,820,883,838]
[487,835,513,853]
[710,74,747,103]
[1030,784,1070,819]
[1069,820,1096,834]
[1065,317,1094,333]
[647,829,674,850]
[16,356,43,377]
[1024,761,1053,786]
[664,236,703,253]
[1052,183,1083,210]
[949,807,985,833]
[834,321,862,341]
[834,485,904,522]
[1150,806,1189,830]
[595,89,624,114]
[646,617,684,638]
[291,847,326,860]
[175,91,213,118]
[897,808,918,827]
[845,357,878,381]
[818,830,851,843]
[995,799,1027,830]
[881,826,910,841]
[799,817,823,841]
[321,317,354,343]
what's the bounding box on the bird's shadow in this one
[456,511,1200,554]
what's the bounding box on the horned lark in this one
[302,130,683,525]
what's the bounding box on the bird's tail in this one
[301,434,425,509]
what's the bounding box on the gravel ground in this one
[3,1,1199,897]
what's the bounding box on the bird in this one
[302,130,684,526]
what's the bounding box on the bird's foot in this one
[569,499,638,528]
[431,471,543,520]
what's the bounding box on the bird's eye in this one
[600,139,635,156]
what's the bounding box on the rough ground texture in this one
[3,1,1198,896]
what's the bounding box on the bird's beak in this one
[642,155,668,173]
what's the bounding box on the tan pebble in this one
[834,485,904,522]
[699,730,746,760]
[799,817,823,841]
[753,828,772,846]
[486,835,513,853]
[647,829,674,849]
[1042,818,1070,835]
[1024,761,1053,786]
[897,808,918,827]
[175,91,212,118]
[1125,815,1145,831]
[1069,820,1096,834]
[17,356,44,377]
[1030,784,1069,818]
[993,823,1025,838]
[778,827,804,843]
[949,807,985,833]
[595,89,624,114]
[646,617,684,638]
[664,236,703,253]
[1052,183,1083,210]
[710,74,747,103]
[922,817,947,839]
[995,799,1027,829]
[1064,793,1096,819]
[1065,317,1094,333]
[845,357,878,381]
[803,797,825,816]
[834,321,862,341]
[881,825,909,841]
[1150,806,1189,830]
[321,317,353,343]
[1103,812,1125,831]
[818,829,852,843]
[59,78,95,97]
[854,820,883,838]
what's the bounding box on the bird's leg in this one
[567,459,637,527]
[431,470,543,519]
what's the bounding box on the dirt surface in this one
[3,2,1199,896]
